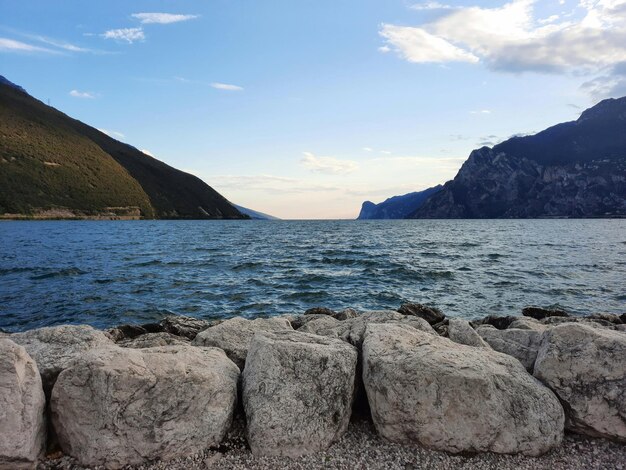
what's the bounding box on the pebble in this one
[38,417,626,470]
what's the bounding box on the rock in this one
[51,345,239,469]
[242,330,357,456]
[10,325,114,397]
[289,314,329,329]
[621,313,626,324]
[0,339,46,470]
[118,332,190,348]
[397,303,445,324]
[334,308,359,321]
[303,307,358,321]
[587,313,623,325]
[159,315,212,340]
[106,323,159,342]
[534,323,626,441]
[508,317,548,331]
[475,315,517,330]
[476,325,544,371]
[432,319,449,336]
[362,324,564,456]
[299,310,436,348]
[107,316,214,343]
[304,307,335,316]
[541,316,578,326]
[522,306,569,320]
[448,319,489,348]
[191,316,292,369]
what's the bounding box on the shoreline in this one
[1,305,624,469]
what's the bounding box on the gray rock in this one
[299,310,436,348]
[534,323,626,441]
[159,315,213,340]
[586,313,623,325]
[522,306,568,320]
[334,308,359,321]
[448,319,490,348]
[304,307,335,316]
[191,316,292,369]
[397,303,445,324]
[10,325,114,396]
[242,330,357,457]
[475,315,517,330]
[508,317,549,331]
[476,325,545,371]
[0,339,46,470]
[51,345,239,469]
[362,324,564,456]
[118,332,190,349]
[289,314,328,329]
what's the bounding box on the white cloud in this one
[301,152,359,175]
[410,2,456,10]
[31,36,90,52]
[379,24,479,63]
[0,37,57,54]
[102,28,145,43]
[470,109,492,114]
[132,13,199,24]
[69,90,96,99]
[380,0,626,75]
[210,82,244,91]
[362,147,374,152]
[538,14,560,24]
[97,128,125,139]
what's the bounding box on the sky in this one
[1,0,625,219]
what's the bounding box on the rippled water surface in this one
[0,219,624,331]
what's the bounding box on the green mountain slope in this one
[0,76,246,219]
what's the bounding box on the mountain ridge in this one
[411,97,626,218]
[357,185,442,219]
[0,76,247,219]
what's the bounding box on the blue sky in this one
[1,0,625,218]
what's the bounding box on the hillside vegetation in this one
[0,77,245,219]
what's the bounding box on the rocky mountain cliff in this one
[411,97,626,218]
[358,185,442,219]
[0,76,246,219]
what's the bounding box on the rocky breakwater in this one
[0,306,624,469]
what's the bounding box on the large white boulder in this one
[362,324,564,456]
[51,345,239,469]
[448,319,490,348]
[0,339,46,470]
[242,330,357,457]
[299,310,436,347]
[534,323,626,441]
[476,325,545,371]
[10,325,114,396]
[192,316,292,368]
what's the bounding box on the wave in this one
[30,268,86,280]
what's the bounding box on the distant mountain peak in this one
[0,75,27,95]
[412,96,626,219]
[578,96,626,123]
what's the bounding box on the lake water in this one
[0,219,624,332]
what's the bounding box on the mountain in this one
[357,185,442,219]
[0,76,246,219]
[233,204,280,220]
[411,97,626,219]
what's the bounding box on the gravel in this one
[39,416,626,470]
